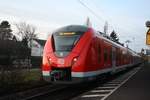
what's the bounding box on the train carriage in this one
[42,25,141,83]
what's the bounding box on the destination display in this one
[59,32,76,35]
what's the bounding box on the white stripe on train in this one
[71,64,134,77]
[42,64,135,77]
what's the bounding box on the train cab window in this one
[53,34,81,57]
[52,25,88,57]
[53,35,80,51]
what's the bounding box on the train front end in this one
[42,25,93,83]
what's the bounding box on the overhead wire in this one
[77,0,106,26]
[77,0,120,36]
[77,0,146,52]
[77,0,138,36]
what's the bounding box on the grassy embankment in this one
[0,68,49,96]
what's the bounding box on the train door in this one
[112,47,116,73]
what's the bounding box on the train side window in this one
[116,50,118,63]
[118,50,121,64]
[97,44,101,63]
[104,48,107,63]
[109,49,112,61]
[112,49,115,60]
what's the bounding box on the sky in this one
[0,0,149,52]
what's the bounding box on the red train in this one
[42,25,141,83]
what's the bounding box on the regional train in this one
[42,25,141,83]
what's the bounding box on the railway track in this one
[35,66,142,100]
[0,84,67,100]
[27,66,142,100]
[0,65,142,100]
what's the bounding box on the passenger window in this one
[104,48,107,62]
[109,49,112,61]
[97,44,101,63]
[116,50,118,62]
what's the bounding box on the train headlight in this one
[72,57,78,66]
[49,58,52,61]
[47,57,52,65]
[73,58,77,62]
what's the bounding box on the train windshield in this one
[53,34,80,51]
[52,25,88,57]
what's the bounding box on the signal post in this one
[145,21,150,63]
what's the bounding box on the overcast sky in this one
[0,0,149,52]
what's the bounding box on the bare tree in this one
[15,22,37,68]
[15,22,37,48]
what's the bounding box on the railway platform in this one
[106,62,150,100]
[72,62,150,100]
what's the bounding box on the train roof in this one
[95,32,125,49]
[53,25,88,35]
[96,32,140,56]
[51,25,139,56]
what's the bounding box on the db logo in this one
[57,59,64,65]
